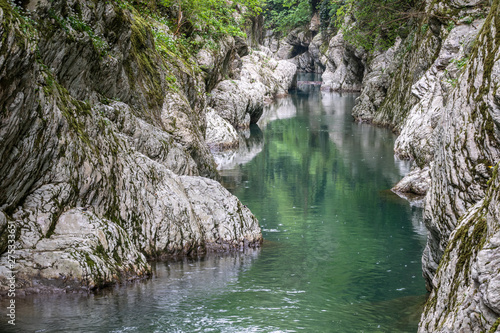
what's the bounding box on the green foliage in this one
[264,0,312,33]
[152,28,179,54]
[450,56,469,69]
[67,16,110,56]
[2,0,38,45]
[319,0,343,31]
[446,77,458,88]
[447,21,455,32]
[335,0,420,51]
[161,0,263,40]
[47,8,109,57]
[461,16,473,24]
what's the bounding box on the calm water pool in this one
[0,75,428,332]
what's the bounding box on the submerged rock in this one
[391,166,430,207]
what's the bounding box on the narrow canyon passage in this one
[1,75,428,333]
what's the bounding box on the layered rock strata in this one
[339,0,500,330]
[0,0,268,292]
[418,0,500,330]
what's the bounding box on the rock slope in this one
[341,0,500,330]
[418,0,500,330]
[0,0,271,292]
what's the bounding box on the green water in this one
[1,77,428,332]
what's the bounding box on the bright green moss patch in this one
[489,317,500,333]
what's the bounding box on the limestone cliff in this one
[263,14,365,92]
[0,0,299,292]
[417,0,500,330]
[334,0,500,330]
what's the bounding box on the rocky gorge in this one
[1,0,500,331]
[0,0,296,292]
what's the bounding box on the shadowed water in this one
[0,74,428,332]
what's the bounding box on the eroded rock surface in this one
[418,2,500,329]
[345,0,500,330]
[209,50,297,129]
[0,0,262,293]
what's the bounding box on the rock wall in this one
[342,0,500,330]
[263,15,322,74]
[263,18,365,93]
[0,0,274,292]
[208,50,297,130]
[418,0,500,330]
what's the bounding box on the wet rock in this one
[392,166,431,206]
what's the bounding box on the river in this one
[1,74,428,332]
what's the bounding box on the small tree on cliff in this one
[160,0,264,40]
[264,0,313,33]
[328,0,423,50]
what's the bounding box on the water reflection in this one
[219,79,428,332]
[258,97,297,130]
[213,125,265,171]
[1,251,262,333]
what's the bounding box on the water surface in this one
[0,75,427,332]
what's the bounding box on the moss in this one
[469,0,500,103]
[0,0,37,52]
[424,290,438,316]
[123,13,166,116]
[489,317,500,333]
[435,214,488,326]
[94,243,107,257]
[44,80,97,151]
[45,196,66,238]
[83,252,106,288]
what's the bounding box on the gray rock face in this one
[262,16,325,73]
[419,170,500,332]
[420,11,500,293]
[351,39,401,123]
[289,51,315,73]
[320,31,364,92]
[286,28,312,48]
[344,0,500,330]
[0,0,262,292]
[205,108,240,150]
[392,166,430,206]
[209,50,297,129]
[418,11,500,327]
[394,23,482,168]
[197,36,240,92]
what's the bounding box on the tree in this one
[332,0,423,50]
[161,0,264,39]
[264,0,313,33]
